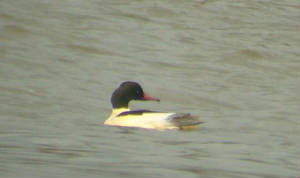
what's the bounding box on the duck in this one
[104,81,201,130]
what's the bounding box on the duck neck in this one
[111,93,130,109]
[111,107,130,115]
[111,100,129,108]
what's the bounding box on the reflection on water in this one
[0,0,299,177]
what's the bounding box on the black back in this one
[117,109,158,117]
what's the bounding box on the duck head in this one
[111,81,160,109]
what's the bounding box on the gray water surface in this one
[0,0,299,178]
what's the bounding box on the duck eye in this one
[136,90,140,95]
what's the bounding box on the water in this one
[0,0,299,177]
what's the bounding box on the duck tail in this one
[167,113,203,130]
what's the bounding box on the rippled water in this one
[0,0,299,177]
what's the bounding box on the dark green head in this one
[111,81,160,108]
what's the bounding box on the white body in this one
[104,108,178,130]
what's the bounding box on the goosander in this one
[104,81,201,130]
